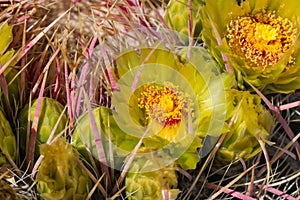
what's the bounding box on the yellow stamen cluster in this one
[138,82,191,126]
[226,10,296,68]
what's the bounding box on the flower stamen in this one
[138,82,191,126]
[226,10,296,68]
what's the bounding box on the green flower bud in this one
[216,90,275,165]
[18,97,68,156]
[36,138,92,200]
[164,0,204,44]
[125,148,180,200]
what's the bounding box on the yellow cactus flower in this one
[202,0,300,93]
[72,46,233,171]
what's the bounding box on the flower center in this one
[159,94,174,113]
[226,10,296,68]
[254,23,278,44]
[138,82,191,126]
